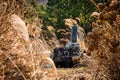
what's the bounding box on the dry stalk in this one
[2,51,27,80]
[30,41,37,80]
[90,0,98,9]
[40,57,59,80]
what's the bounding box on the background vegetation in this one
[25,0,108,39]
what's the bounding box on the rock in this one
[35,0,48,6]
[64,18,87,51]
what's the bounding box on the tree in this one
[46,0,96,32]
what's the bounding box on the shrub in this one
[87,0,120,79]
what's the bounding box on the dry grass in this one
[58,68,93,80]
[0,0,58,80]
[1,0,119,80]
[87,0,120,79]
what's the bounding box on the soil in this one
[58,67,91,80]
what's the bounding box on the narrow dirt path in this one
[57,67,92,80]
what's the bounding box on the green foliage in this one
[45,0,97,32]
[24,0,47,23]
[25,0,108,33]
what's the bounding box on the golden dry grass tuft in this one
[0,0,58,80]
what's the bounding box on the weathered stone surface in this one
[64,18,87,51]
[35,0,48,6]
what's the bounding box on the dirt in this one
[57,67,92,80]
